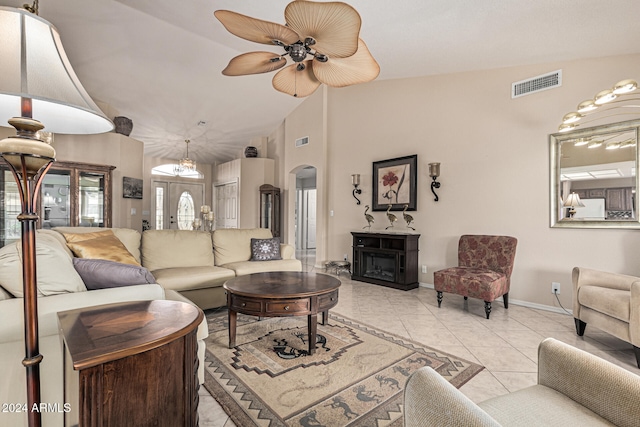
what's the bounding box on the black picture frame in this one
[372,155,417,211]
[122,176,143,199]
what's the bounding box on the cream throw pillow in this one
[0,237,86,297]
[62,230,140,266]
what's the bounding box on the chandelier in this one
[174,139,196,175]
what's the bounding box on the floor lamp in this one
[0,5,113,427]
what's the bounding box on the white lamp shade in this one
[563,192,585,208]
[0,7,113,134]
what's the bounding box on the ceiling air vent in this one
[295,136,309,147]
[512,70,562,98]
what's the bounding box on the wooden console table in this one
[351,231,420,290]
[58,300,203,427]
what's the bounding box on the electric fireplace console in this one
[351,231,420,290]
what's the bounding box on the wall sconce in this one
[351,174,362,205]
[428,163,441,201]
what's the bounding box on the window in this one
[177,191,195,230]
[155,187,164,230]
[151,164,203,179]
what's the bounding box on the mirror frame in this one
[550,119,640,229]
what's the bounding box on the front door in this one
[152,180,204,230]
[169,182,204,230]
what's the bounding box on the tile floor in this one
[198,250,640,426]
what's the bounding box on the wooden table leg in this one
[228,309,237,348]
[308,313,317,355]
[321,310,329,325]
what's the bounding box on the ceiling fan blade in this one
[215,10,300,46]
[222,52,287,76]
[272,61,321,97]
[312,39,380,87]
[285,1,360,58]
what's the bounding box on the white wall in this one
[280,53,640,310]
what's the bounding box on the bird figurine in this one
[363,205,375,231]
[385,204,397,230]
[403,204,415,230]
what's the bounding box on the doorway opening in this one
[295,166,316,269]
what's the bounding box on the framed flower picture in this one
[372,155,417,211]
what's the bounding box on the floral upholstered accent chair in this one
[433,235,518,319]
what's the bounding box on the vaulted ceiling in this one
[2,0,640,164]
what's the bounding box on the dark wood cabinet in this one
[260,184,281,237]
[605,187,632,211]
[58,300,203,427]
[39,160,115,229]
[351,232,420,290]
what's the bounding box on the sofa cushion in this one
[0,236,86,297]
[213,228,273,265]
[434,266,508,302]
[250,237,282,261]
[141,230,215,271]
[63,231,140,266]
[53,227,142,263]
[578,286,630,323]
[479,384,615,426]
[151,266,235,292]
[73,258,156,290]
[220,259,303,276]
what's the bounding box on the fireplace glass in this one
[362,252,396,282]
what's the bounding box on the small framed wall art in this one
[122,176,143,199]
[372,155,417,211]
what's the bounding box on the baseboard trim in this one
[418,282,573,316]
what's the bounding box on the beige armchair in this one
[404,338,640,427]
[572,266,640,368]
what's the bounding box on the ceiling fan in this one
[214,0,380,97]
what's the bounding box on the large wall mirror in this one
[550,119,640,228]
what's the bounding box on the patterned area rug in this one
[203,310,484,427]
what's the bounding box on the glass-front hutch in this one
[259,184,281,237]
[1,160,114,248]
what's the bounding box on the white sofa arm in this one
[572,267,640,316]
[404,367,501,427]
[164,290,208,340]
[0,284,165,343]
[538,338,640,427]
[280,243,296,260]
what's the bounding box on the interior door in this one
[168,182,204,230]
[214,181,238,229]
[305,188,317,249]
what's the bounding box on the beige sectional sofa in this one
[0,226,301,427]
[142,227,302,309]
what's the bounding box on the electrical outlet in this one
[343,253,348,261]
[421,265,427,274]
[552,282,560,294]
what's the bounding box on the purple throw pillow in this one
[73,258,156,290]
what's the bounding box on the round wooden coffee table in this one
[223,271,341,355]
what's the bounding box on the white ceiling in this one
[3,0,640,164]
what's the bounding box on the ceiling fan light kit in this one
[215,1,380,97]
